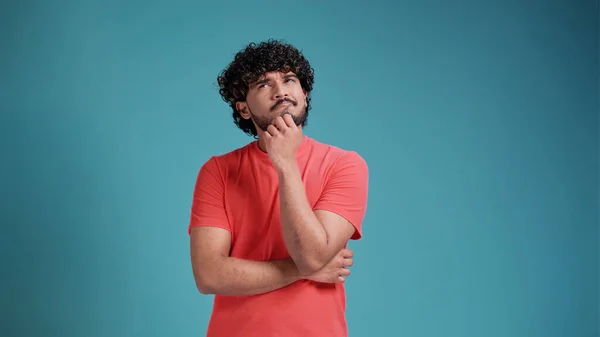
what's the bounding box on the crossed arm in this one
[190,226,301,296]
[189,153,368,296]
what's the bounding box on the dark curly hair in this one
[217,39,315,137]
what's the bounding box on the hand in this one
[264,114,304,172]
[305,248,354,284]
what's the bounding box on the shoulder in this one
[203,141,254,166]
[196,142,254,179]
[307,137,368,169]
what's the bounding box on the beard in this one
[249,99,308,132]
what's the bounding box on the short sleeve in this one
[188,157,231,235]
[313,151,369,240]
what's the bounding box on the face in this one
[236,71,308,133]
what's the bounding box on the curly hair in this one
[217,39,315,137]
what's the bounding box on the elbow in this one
[194,272,217,295]
[295,255,327,276]
[196,283,214,295]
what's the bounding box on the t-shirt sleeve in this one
[188,157,231,235]
[313,151,369,240]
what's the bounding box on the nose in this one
[272,83,288,100]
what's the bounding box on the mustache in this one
[270,98,297,111]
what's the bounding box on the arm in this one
[188,157,300,296]
[190,226,301,296]
[278,152,369,275]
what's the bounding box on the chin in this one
[283,108,302,117]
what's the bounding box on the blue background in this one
[1,1,598,336]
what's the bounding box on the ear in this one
[236,101,252,120]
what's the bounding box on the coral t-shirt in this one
[188,136,369,337]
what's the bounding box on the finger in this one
[340,268,351,276]
[342,249,354,258]
[282,113,296,128]
[337,276,346,283]
[343,258,354,267]
[266,124,279,137]
[272,116,287,131]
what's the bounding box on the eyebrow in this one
[253,74,299,88]
[253,78,270,87]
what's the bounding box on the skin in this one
[191,226,353,295]
[190,71,357,296]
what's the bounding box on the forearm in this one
[197,257,301,296]
[277,164,330,275]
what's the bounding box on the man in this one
[188,39,369,337]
